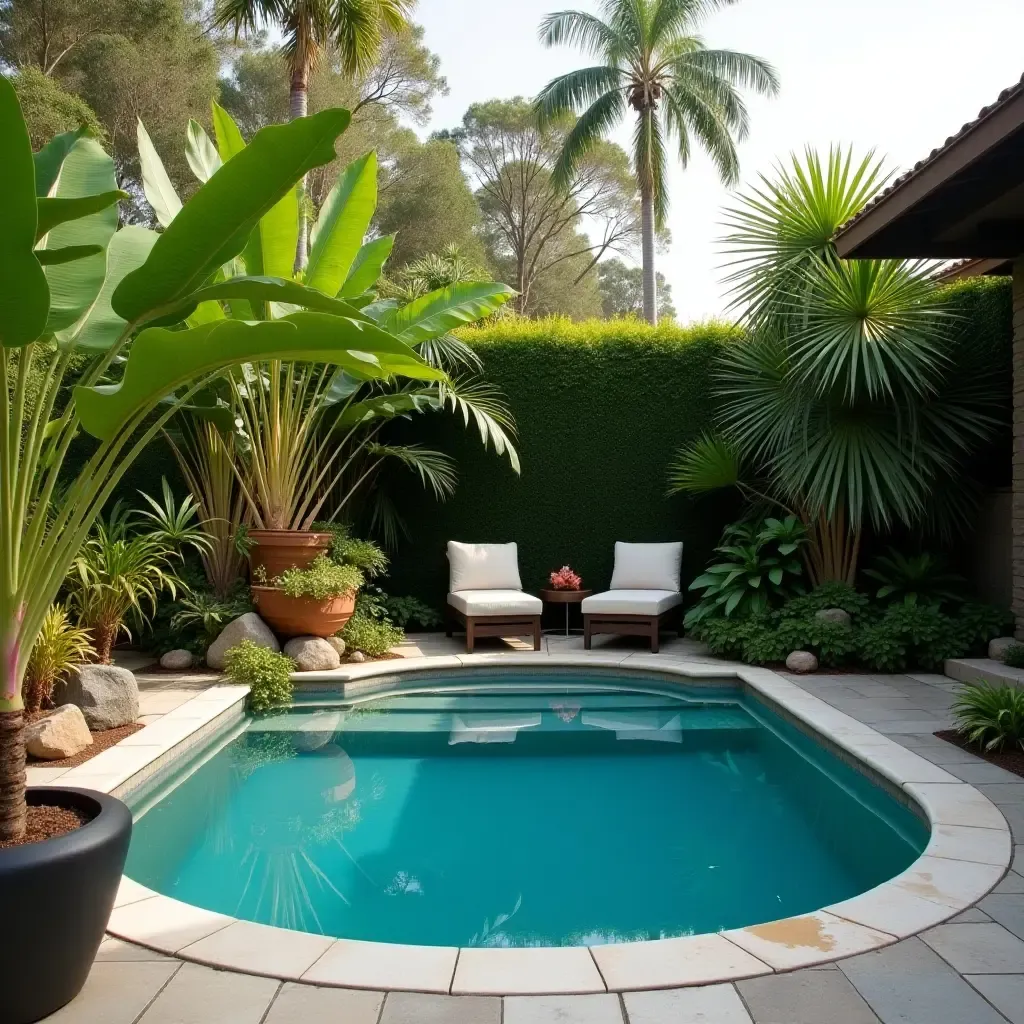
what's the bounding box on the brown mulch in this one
[27,722,145,769]
[935,729,1024,780]
[0,803,93,850]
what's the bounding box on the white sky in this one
[413,0,1024,322]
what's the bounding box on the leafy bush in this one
[863,549,967,607]
[341,615,405,657]
[952,684,1024,752]
[1004,645,1024,669]
[24,605,94,713]
[383,594,442,630]
[686,516,807,626]
[781,582,870,619]
[224,641,294,713]
[168,586,254,655]
[275,556,364,600]
[313,522,389,578]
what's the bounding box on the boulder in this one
[325,636,347,659]
[785,650,818,674]
[206,613,280,670]
[54,664,139,730]
[348,650,367,663]
[989,636,1020,662]
[159,648,193,670]
[815,608,851,628]
[25,705,92,760]
[283,636,341,672]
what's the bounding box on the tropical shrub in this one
[224,641,294,714]
[0,79,454,843]
[685,516,806,627]
[381,594,441,630]
[863,550,967,607]
[341,614,404,657]
[952,684,1024,752]
[23,605,93,713]
[275,556,364,601]
[166,585,254,656]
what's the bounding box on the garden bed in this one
[27,719,145,770]
[934,729,1024,780]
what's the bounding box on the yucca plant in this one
[952,684,1024,753]
[23,605,93,714]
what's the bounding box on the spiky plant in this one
[23,605,93,714]
[952,684,1024,753]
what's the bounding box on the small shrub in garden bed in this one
[341,616,405,657]
[224,641,294,713]
[1003,644,1024,669]
[275,556,363,600]
[952,683,1024,752]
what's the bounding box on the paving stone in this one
[921,923,1024,973]
[738,970,881,1023]
[838,937,1008,1024]
[94,938,175,961]
[964,975,1024,1024]
[980,894,1024,940]
[949,908,993,923]
[263,984,384,1024]
[947,763,1024,785]
[624,984,752,1023]
[43,962,179,1024]
[504,994,623,1024]
[379,992,501,1024]
[137,962,279,1024]
[994,873,1024,894]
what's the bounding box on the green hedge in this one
[384,317,741,608]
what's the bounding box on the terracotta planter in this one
[252,585,356,638]
[248,530,332,579]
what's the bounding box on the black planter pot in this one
[1,787,132,1024]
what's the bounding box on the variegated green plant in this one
[0,80,450,843]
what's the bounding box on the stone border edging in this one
[89,655,1011,995]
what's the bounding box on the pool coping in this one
[53,653,1012,995]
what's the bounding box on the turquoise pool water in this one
[126,674,929,947]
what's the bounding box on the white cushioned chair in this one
[445,541,542,653]
[581,542,683,652]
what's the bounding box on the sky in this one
[411,0,1024,322]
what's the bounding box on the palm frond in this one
[549,85,628,189]
[367,444,458,500]
[436,378,521,473]
[633,109,669,226]
[538,9,620,56]
[662,77,740,184]
[667,433,742,494]
[682,47,780,97]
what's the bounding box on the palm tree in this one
[536,0,779,324]
[213,0,413,265]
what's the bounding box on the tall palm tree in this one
[536,0,778,324]
[213,0,413,265]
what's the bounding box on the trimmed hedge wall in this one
[384,318,742,609]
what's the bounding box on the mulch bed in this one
[0,803,93,850]
[27,721,145,769]
[935,729,1024,780]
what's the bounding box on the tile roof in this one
[836,72,1024,237]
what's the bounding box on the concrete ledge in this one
[945,657,1024,688]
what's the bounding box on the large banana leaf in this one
[35,245,101,266]
[114,109,350,324]
[33,126,89,197]
[306,151,376,296]
[137,119,181,229]
[333,392,439,429]
[385,282,516,344]
[339,234,394,298]
[0,73,49,347]
[36,191,126,240]
[211,101,246,162]
[40,137,119,334]
[75,312,444,441]
[61,226,159,352]
[185,120,221,183]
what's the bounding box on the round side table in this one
[540,588,593,637]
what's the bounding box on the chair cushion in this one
[609,541,683,591]
[581,590,682,616]
[447,541,523,592]
[448,590,543,615]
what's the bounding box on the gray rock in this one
[785,650,818,674]
[989,636,1020,662]
[159,648,193,670]
[325,636,347,659]
[348,650,367,663]
[54,664,139,730]
[25,705,92,759]
[283,636,341,672]
[815,607,851,627]
[206,613,279,670]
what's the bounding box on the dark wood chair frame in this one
[583,609,679,654]
[446,606,542,653]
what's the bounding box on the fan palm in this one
[669,147,1003,583]
[213,0,413,265]
[536,0,779,324]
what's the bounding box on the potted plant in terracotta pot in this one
[0,86,437,1022]
[253,555,363,637]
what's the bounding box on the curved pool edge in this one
[93,654,1011,995]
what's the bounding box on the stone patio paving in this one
[38,635,1024,1023]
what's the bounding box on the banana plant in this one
[0,80,447,843]
[150,104,517,558]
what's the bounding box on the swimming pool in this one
[124,673,928,948]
